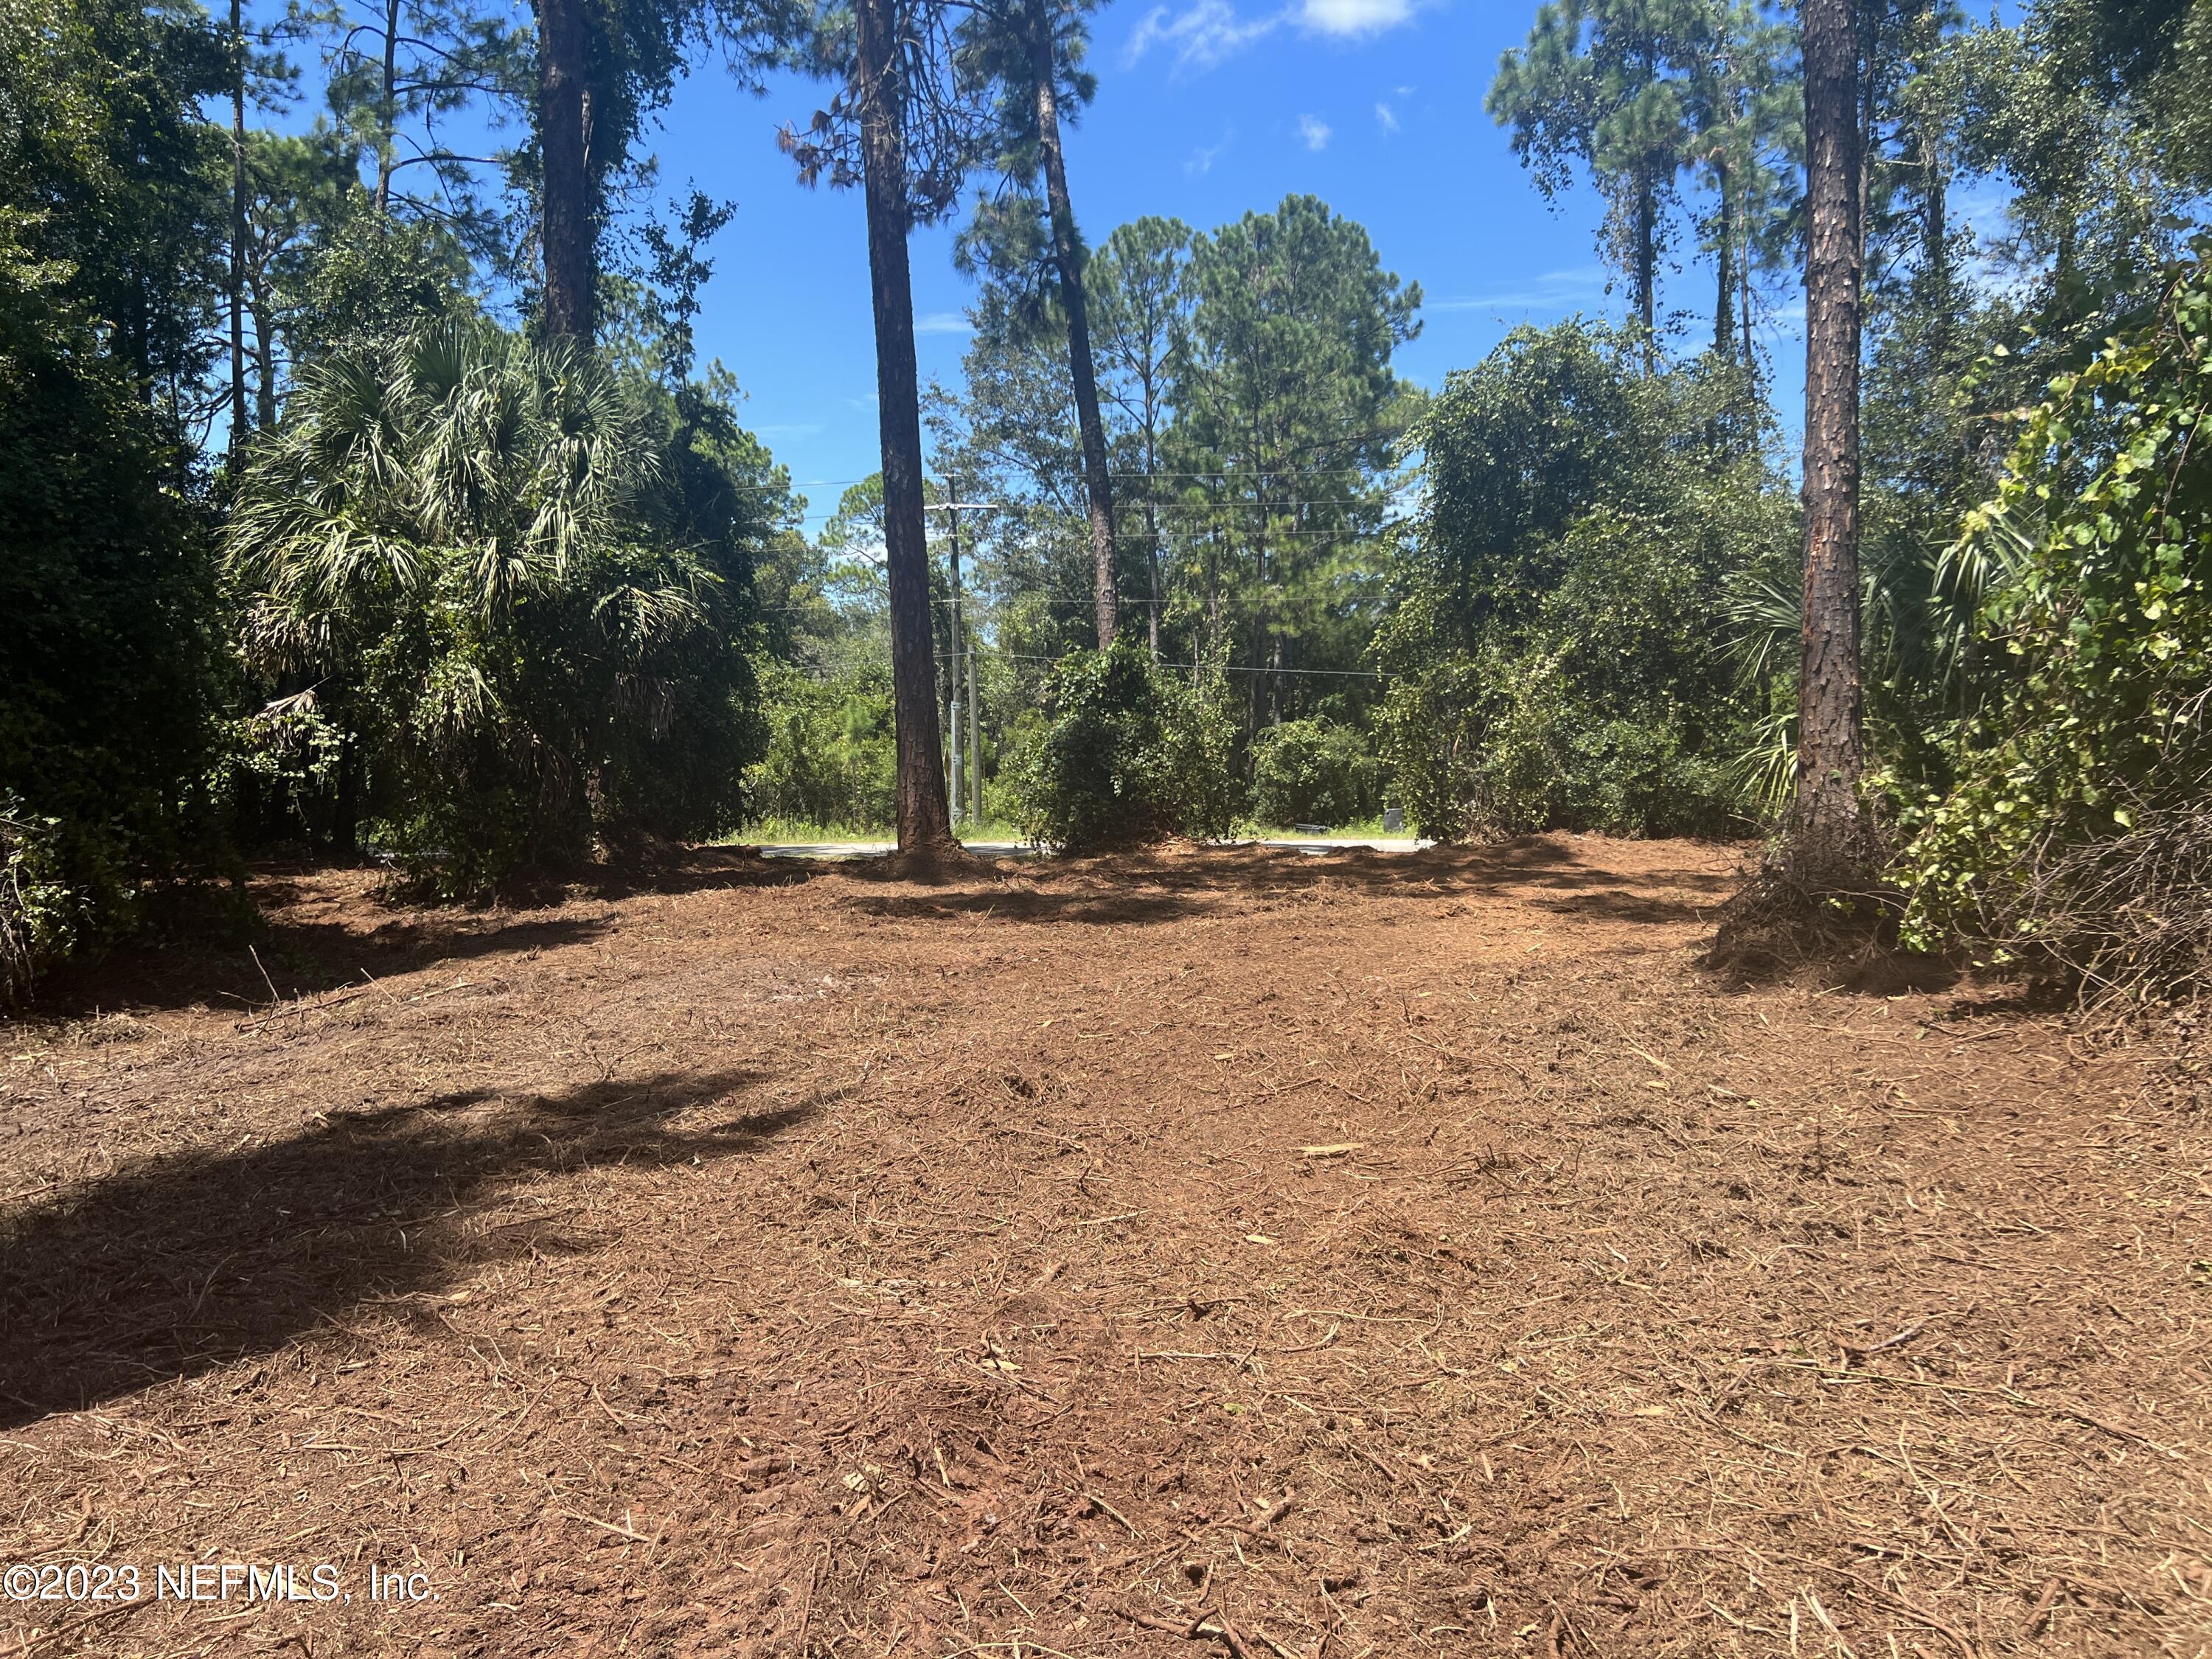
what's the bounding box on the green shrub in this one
[228,324,773,894]
[744,667,897,831]
[1893,254,2212,998]
[1251,718,1384,827]
[0,805,80,1006]
[1012,641,1240,852]
[1471,662,1739,838]
[1,216,229,999]
[1379,513,1753,841]
[1374,594,1486,838]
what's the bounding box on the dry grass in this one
[1,836,2206,1658]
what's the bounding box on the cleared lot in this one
[2,838,2205,1656]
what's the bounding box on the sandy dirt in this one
[1,837,2207,1658]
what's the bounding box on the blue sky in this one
[257,0,1829,523]
[633,0,1809,528]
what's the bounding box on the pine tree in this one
[1177,197,1420,728]
[1790,0,1872,884]
[956,0,1120,644]
[1489,0,1705,352]
[1091,217,1197,661]
[785,0,996,855]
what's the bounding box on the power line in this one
[1106,469,1391,480]
[1113,500,1399,510]
[998,651,1380,678]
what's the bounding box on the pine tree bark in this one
[1713,154,1735,357]
[1635,173,1656,341]
[536,0,593,340]
[375,0,400,214]
[1792,0,1871,886]
[1739,206,1754,366]
[251,272,276,428]
[1026,0,1117,648]
[229,0,247,459]
[857,0,956,855]
[1144,484,1161,661]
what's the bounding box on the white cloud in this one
[1374,100,1399,133]
[914,312,973,336]
[1297,114,1332,151]
[1186,128,1234,174]
[1431,265,1610,314]
[1127,0,1281,73]
[1299,0,1410,35]
[1127,0,1414,74]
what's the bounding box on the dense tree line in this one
[5,0,2211,1003]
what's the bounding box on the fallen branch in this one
[1113,1604,1254,1659]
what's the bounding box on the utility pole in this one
[925,491,998,833]
[948,668,962,821]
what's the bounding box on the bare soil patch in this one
[2,836,2206,1657]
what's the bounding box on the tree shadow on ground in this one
[1530,889,1722,926]
[0,1067,813,1429]
[535,843,821,902]
[838,837,1742,928]
[19,839,1737,1016]
[33,909,625,1018]
[27,846,829,1020]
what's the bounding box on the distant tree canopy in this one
[1374,320,1782,841]
[1488,0,1798,352]
[933,192,1422,745]
[9,0,2212,1004]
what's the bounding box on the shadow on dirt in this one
[24,847,823,1019]
[16,838,1740,1018]
[1530,888,1723,926]
[841,836,1742,928]
[31,909,625,1019]
[0,1067,814,1429]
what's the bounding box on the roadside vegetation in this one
[5,3,2210,1647]
[4,0,2208,1015]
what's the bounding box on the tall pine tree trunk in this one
[1026,0,1117,648]
[858,0,955,854]
[1792,0,1871,885]
[375,0,400,213]
[1637,173,1655,341]
[1713,153,1735,358]
[251,271,276,428]
[1144,463,1161,660]
[1740,201,1754,366]
[229,0,247,459]
[537,0,593,340]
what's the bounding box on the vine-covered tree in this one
[530,0,798,341]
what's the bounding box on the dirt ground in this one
[2,837,2208,1659]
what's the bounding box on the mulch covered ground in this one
[1,837,2207,1658]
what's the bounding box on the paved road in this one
[756,837,1433,860]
